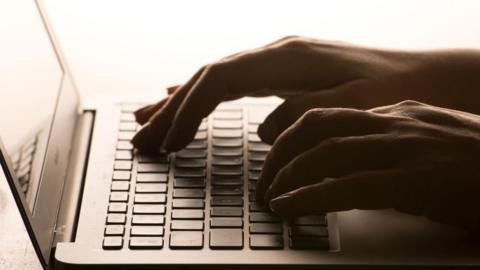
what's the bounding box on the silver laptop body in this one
[1,0,480,269]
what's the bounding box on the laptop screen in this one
[0,0,62,214]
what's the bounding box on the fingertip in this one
[257,121,279,144]
[166,85,180,95]
[131,124,163,154]
[269,194,292,216]
[134,105,152,125]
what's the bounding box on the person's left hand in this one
[261,100,480,231]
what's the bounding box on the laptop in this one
[2,0,480,269]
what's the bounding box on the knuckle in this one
[396,100,423,108]
[282,38,308,49]
[299,108,324,126]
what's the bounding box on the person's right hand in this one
[131,36,480,153]
[131,36,407,153]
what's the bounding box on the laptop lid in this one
[0,0,80,267]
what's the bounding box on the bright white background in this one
[43,0,480,99]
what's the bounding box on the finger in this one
[162,45,364,151]
[131,66,206,153]
[269,169,405,217]
[134,85,182,125]
[134,98,169,125]
[266,134,444,201]
[167,85,180,95]
[257,108,401,199]
[258,79,366,144]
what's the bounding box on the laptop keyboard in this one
[11,136,38,195]
[103,104,329,251]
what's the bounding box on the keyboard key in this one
[117,141,134,150]
[138,154,169,163]
[129,237,163,249]
[131,226,164,236]
[293,215,327,226]
[250,235,283,249]
[113,171,131,181]
[115,151,133,160]
[248,142,271,152]
[137,173,168,183]
[249,202,268,212]
[176,149,207,159]
[119,122,137,131]
[211,207,243,217]
[172,210,204,220]
[211,196,243,207]
[103,237,123,250]
[249,192,258,202]
[249,171,260,180]
[175,159,207,168]
[133,204,166,214]
[248,124,258,133]
[134,194,166,204]
[174,168,206,178]
[173,189,205,198]
[185,140,208,150]
[210,218,243,228]
[137,163,169,173]
[211,186,243,196]
[110,192,129,202]
[212,147,243,157]
[214,111,242,120]
[211,166,243,176]
[106,214,126,225]
[248,152,267,162]
[194,131,207,140]
[250,223,283,234]
[131,215,165,225]
[120,113,135,122]
[174,178,206,188]
[197,122,208,131]
[248,161,264,171]
[211,176,243,186]
[171,220,204,231]
[249,212,281,223]
[289,226,328,237]
[209,229,243,249]
[111,181,130,191]
[248,134,262,143]
[114,161,132,170]
[212,138,243,148]
[212,156,243,166]
[213,120,243,129]
[289,236,329,250]
[105,225,125,236]
[169,231,203,249]
[136,183,167,193]
[212,129,242,138]
[118,131,135,141]
[108,203,128,213]
[248,180,257,191]
[172,199,205,209]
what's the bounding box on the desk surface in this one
[2,0,480,269]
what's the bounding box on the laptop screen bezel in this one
[0,0,82,267]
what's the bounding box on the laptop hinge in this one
[52,111,95,246]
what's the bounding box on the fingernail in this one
[269,194,290,213]
[257,122,278,144]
